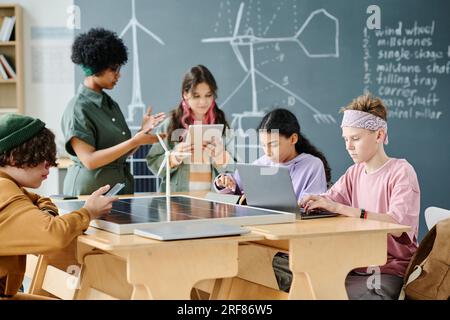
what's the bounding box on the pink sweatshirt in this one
[324,158,420,277]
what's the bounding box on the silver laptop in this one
[236,163,338,219]
[134,222,250,241]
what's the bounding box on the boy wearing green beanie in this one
[0,114,117,300]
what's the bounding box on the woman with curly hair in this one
[146,65,236,192]
[61,28,164,196]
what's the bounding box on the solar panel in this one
[56,195,295,234]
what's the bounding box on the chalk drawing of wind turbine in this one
[120,0,165,128]
[202,2,339,133]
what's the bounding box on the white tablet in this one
[134,222,249,241]
[185,124,224,145]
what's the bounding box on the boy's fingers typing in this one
[300,194,321,206]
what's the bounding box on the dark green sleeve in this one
[62,103,96,156]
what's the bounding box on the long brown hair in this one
[167,65,229,144]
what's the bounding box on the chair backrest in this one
[424,206,450,230]
[26,240,80,299]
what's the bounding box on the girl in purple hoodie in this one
[214,108,331,202]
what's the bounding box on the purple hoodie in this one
[215,153,327,202]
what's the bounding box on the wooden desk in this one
[40,192,410,300]
[72,190,266,300]
[244,217,410,300]
[75,227,264,299]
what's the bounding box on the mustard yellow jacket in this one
[0,171,90,296]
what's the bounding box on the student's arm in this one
[301,194,400,220]
[0,183,116,256]
[71,130,160,170]
[146,139,182,176]
[22,189,59,215]
[0,184,90,256]
[383,167,420,241]
[320,171,353,205]
[333,203,400,223]
[300,169,400,225]
[145,117,186,174]
[335,165,418,237]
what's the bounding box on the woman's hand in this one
[132,131,166,147]
[299,194,341,214]
[83,185,119,220]
[141,106,165,133]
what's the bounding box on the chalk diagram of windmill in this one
[120,0,165,130]
[202,2,339,137]
[119,0,165,191]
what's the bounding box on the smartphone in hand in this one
[49,194,78,200]
[104,183,125,197]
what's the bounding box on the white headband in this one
[341,110,389,144]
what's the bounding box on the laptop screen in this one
[236,163,299,213]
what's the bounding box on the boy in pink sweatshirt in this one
[300,94,420,299]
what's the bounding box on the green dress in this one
[61,84,133,196]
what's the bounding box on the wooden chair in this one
[26,240,80,299]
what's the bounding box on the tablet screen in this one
[185,124,224,145]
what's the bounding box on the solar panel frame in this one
[56,195,296,234]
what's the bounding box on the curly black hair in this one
[71,27,128,75]
[0,128,57,168]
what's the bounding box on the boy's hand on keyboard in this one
[299,194,339,214]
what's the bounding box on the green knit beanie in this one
[0,114,46,154]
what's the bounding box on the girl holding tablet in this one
[146,65,236,192]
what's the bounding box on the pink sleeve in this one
[322,171,353,206]
[386,167,420,243]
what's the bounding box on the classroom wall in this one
[73,0,450,241]
[0,0,76,195]
[2,0,449,242]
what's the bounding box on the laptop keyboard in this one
[299,207,338,220]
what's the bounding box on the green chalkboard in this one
[74,0,450,240]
